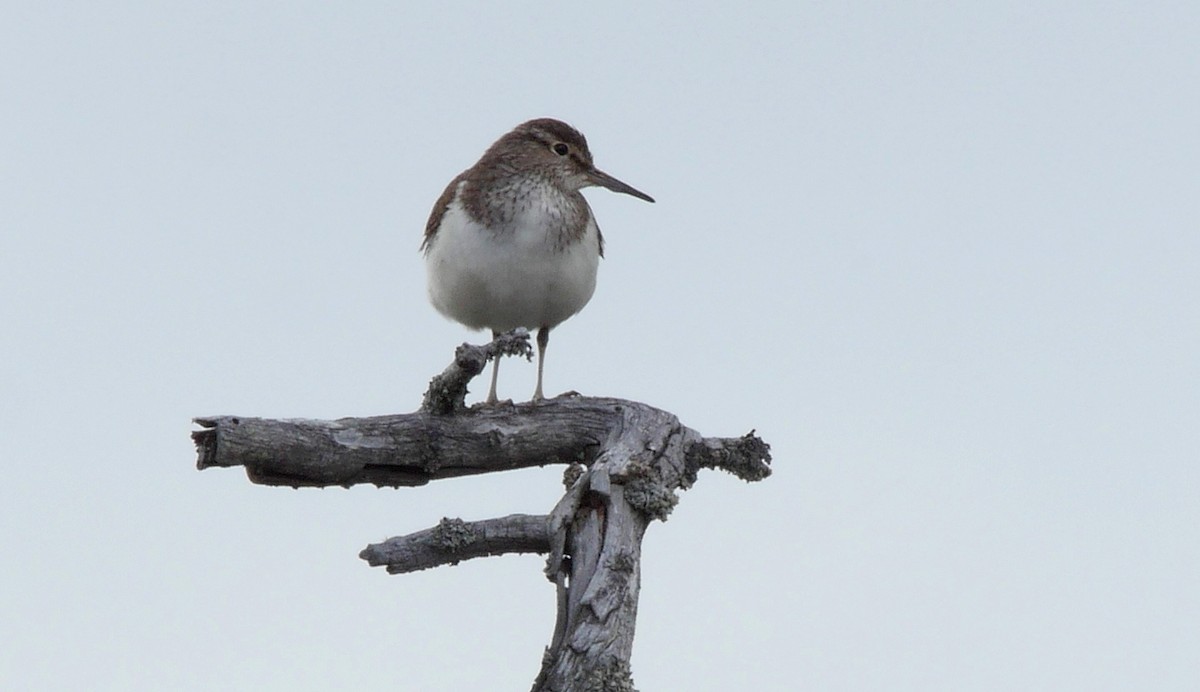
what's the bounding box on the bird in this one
[421,118,654,403]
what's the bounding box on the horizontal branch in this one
[192,397,770,489]
[192,398,615,487]
[360,514,549,574]
[687,431,774,482]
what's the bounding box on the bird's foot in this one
[475,396,515,409]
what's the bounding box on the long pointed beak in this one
[587,168,655,203]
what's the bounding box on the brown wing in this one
[420,172,466,254]
[592,208,605,258]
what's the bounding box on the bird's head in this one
[487,118,655,203]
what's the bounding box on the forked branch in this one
[193,333,772,690]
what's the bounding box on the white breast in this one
[425,185,601,332]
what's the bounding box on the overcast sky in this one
[2,3,1197,690]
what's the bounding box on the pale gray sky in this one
[2,3,1197,690]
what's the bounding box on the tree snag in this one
[193,332,771,690]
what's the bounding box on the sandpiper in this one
[421,118,654,403]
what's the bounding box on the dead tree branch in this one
[193,333,772,690]
[361,515,550,574]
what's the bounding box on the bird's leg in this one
[533,327,550,401]
[486,330,501,404]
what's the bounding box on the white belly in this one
[425,195,601,332]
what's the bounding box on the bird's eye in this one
[552,142,570,156]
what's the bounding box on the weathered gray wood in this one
[360,515,550,574]
[191,399,765,491]
[530,402,699,692]
[193,334,772,690]
[191,400,613,487]
[421,330,534,414]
